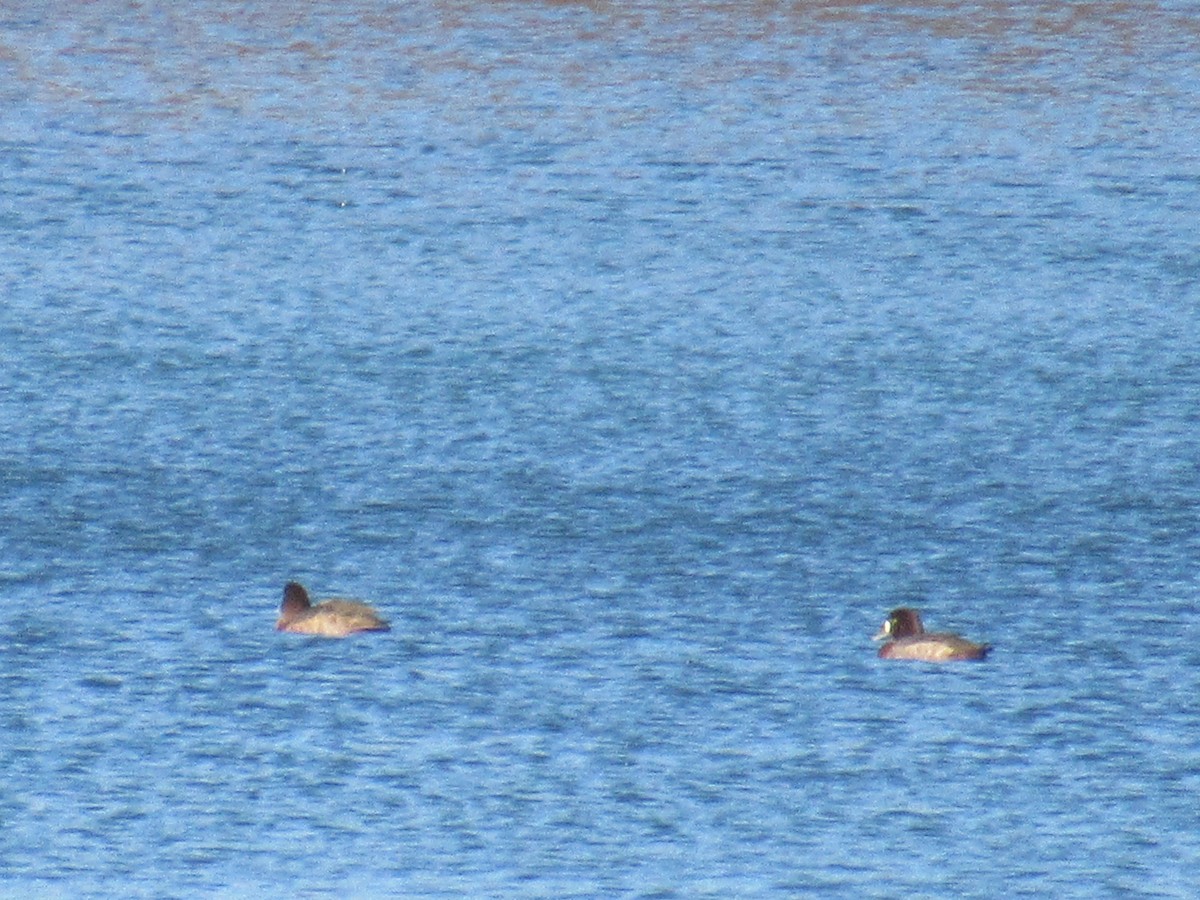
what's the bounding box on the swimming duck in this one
[872,607,989,661]
[276,582,390,637]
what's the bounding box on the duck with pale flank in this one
[276,582,390,637]
[872,607,989,662]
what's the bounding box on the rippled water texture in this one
[3,1,1200,896]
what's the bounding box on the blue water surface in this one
[2,1,1200,896]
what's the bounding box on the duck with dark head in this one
[276,582,390,638]
[873,607,989,662]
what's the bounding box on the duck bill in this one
[871,623,890,641]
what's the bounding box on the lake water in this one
[3,1,1200,896]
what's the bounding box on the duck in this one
[275,582,390,637]
[872,607,989,661]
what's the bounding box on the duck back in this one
[878,633,990,662]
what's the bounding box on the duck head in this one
[872,607,925,641]
[278,581,314,628]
